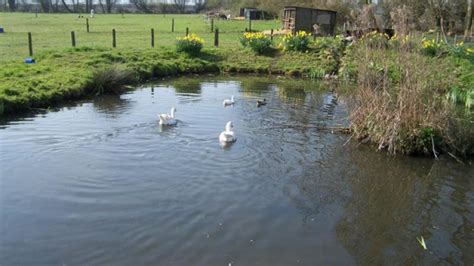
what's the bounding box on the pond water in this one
[0,76,473,265]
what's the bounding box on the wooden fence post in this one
[112,29,116,48]
[171,18,175,32]
[186,27,189,36]
[71,31,76,47]
[86,18,90,33]
[211,18,214,32]
[151,28,155,47]
[28,32,33,56]
[214,28,219,47]
[249,18,252,31]
[270,28,273,41]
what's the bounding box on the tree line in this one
[1,0,472,36]
[1,0,206,13]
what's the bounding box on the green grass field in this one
[0,13,280,62]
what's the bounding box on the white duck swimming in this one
[223,95,235,106]
[159,107,177,126]
[219,121,236,143]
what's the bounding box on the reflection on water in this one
[336,147,474,265]
[93,94,132,116]
[0,75,472,265]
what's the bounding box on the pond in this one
[0,76,473,265]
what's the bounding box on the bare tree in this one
[39,0,50,12]
[173,0,187,13]
[105,0,116,13]
[61,0,73,12]
[130,0,152,13]
[98,0,106,12]
[195,0,206,12]
[465,0,473,40]
[7,0,15,11]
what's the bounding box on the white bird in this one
[158,107,177,126]
[223,95,235,106]
[219,121,236,143]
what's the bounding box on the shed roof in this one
[283,6,337,14]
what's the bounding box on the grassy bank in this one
[0,40,341,114]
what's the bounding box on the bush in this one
[279,31,311,52]
[176,34,204,55]
[240,32,272,54]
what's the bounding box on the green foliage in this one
[415,127,436,154]
[308,67,326,80]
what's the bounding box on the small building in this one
[239,7,271,20]
[282,6,337,36]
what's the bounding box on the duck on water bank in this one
[159,107,177,126]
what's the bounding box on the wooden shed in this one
[282,6,337,36]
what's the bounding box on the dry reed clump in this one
[347,5,473,156]
[88,64,137,95]
[349,45,450,155]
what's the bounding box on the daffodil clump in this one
[176,34,204,55]
[279,31,311,52]
[421,38,442,56]
[240,32,272,54]
[448,41,474,59]
[361,31,389,49]
[388,33,415,50]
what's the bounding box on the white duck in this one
[223,95,235,106]
[219,121,236,143]
[158,107,177,126]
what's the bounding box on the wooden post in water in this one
[186,27,189,36]
[28,32,33,56]
[151,28,155,47]
[71,31,76,47]
[86,18,90,33]
[211,18,214,32]
[171,18,174,32]
[270,29,274,41]
[112,29,116,48]
[214,28,219,47]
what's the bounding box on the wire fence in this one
[0,16,281,61]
